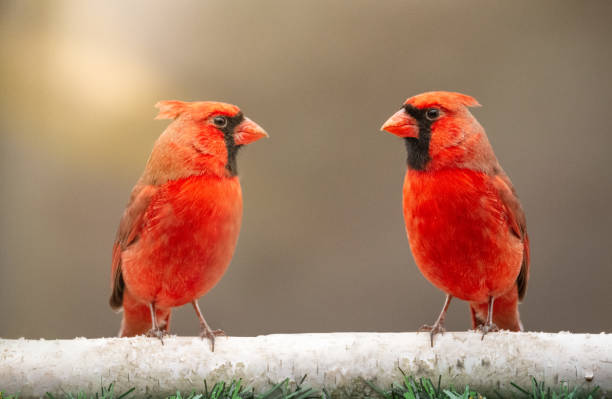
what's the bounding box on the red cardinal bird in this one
[381,91,529,345]
[109,100,267,349]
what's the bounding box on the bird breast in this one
[121,175,243,308]
[402,168,523,302]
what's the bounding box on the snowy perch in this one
[1,332,610,398]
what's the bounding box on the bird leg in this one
[478,296,499,339]
[146,302,167,344]
[418,294,452,347]
[192,300,226,352]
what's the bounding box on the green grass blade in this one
[116,387,136,399]
[258,378,288,399]
[443,390,461,399]
[364,379,391,399]
[510,382,530,396]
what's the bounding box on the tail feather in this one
[470,288,523,331]
[118,289,171,337]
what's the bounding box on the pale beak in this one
[234,117,269,145]
[380,109,418,138]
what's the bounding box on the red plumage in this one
[110,100,267,349]
[381,91,529,344]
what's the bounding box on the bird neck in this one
[423,131,499,174]
[140,135,235,186]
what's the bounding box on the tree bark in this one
[0,332,609,398]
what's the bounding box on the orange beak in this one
[234,117,269,145]
[380,109,418,138]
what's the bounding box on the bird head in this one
[156,100,269,146]
[381,91,494,171]
[146,100,268,181]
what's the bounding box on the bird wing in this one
[109,184,158,310]
[492,171,530,300]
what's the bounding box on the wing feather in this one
[491,171,530,300]
[109,184,158,310]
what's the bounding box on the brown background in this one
[1,1,611,339]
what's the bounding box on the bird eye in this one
[425,108,440,121]
[213,116,228,128]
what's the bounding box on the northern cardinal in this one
[109,100,267,349]
[381,91,529,345]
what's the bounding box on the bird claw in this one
[146,327,168,344]
[478,323,499,340]
[211,329,227,337]
[418,323,445,347]
[200,327,226,351]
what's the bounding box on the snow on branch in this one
[0,332,610,398]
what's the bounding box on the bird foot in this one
[146,327,168,344]
[418,323,445,347]
[477,323,499,340]
[199,327,226,351]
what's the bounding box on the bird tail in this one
[118,289,172,337]
[470,288,523,331]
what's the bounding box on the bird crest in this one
[155,100,189,120]
[406,91,481,110]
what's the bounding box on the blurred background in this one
[1,1,611,339]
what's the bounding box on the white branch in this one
[1,332,610,398]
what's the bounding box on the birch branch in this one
[1,332,610,398]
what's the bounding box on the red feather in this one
[382,91,529,337]
[110,101,266,344]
